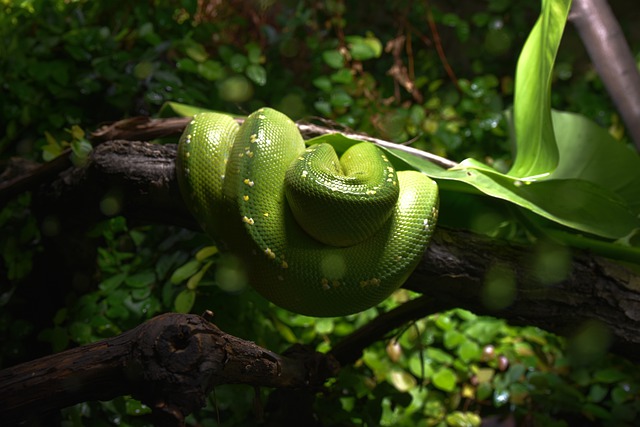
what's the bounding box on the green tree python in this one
[176,108,439,316]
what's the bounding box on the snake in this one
[176,108,439,317]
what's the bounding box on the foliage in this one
[1,0,640,426]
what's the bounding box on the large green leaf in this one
[385,148,640,241]
[509,0,571,178]
[158,101,213,118]
[550,110,640,212]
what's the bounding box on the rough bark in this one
[0,313,335,426]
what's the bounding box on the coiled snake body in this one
[177,108,438,316]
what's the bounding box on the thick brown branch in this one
[24,140,640,363]
[408,229,640,360]
[0,313,334,426]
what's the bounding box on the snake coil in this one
[177,108,438,316]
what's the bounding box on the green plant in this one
[2,0,639,426]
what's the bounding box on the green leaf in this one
[346,35,382,61]
[158,101,213,118]
[389,369,417,392]
[550,110,640,212]
[195,245,218,261]
[593,367,628,384]
[270,316,298,343]
[582,403,612,420]
[432,367,457,392]
[476,382,493,401]
[312,76,332,92]
[330,90,353,108]
[387,148,640,240]
[330,68,353,84]
[99,272,126,292]
[246,42,262,64]
[426,347,454,365]
[174,289,196,313]
[186,261,212,290]
[463,318,503,344]
[197,60,225,81]
[435,313,455,331]
[124,271,156,288]
[245,64,267,86]
[315,318,334,334]
[458,340,481,363]
[133,61,155,80]
[185,42,208,63]
[229,53,248,72]
[446,411,481,427]
[443,329,465,349]
[170,260,201,284]
[70,138,92,166]
[509,0,571,177]
[176,57,198,73]
[124,397,151,416]
[611,384,633,404]
[322,49,344,69]
[587,383,609,403]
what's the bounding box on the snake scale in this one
[176,108,439,316]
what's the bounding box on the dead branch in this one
[0,313,335,426]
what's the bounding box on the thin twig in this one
[425,1,461,93]
[295,122,458,169]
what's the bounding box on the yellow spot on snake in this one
[243,178,254,187]
[242,216,254,225]
[281,260,288,269]
[250,134,257,143]
[246,150,254,158]
[366,190,377,195]
[301,170,308,178]
[243,195,249,201]
[263,212,269,217]
[185,152,190,158]
[264,248,276,259]
[359,278,381,288]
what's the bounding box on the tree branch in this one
[570,0,640,149]
[19,140,640,363]
[0,313,336,426]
